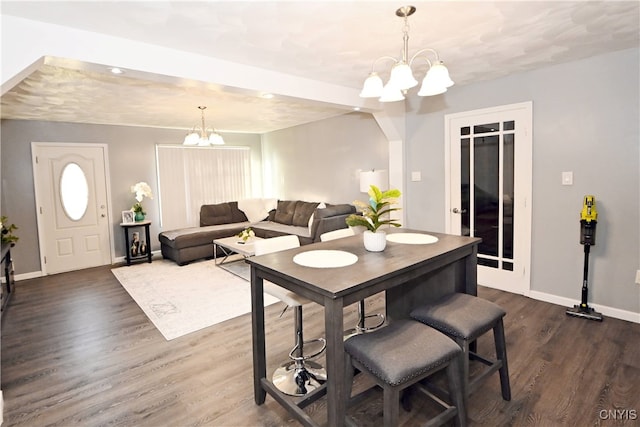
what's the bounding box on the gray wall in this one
[404,48,639,314]
[261,112,388,205]
[0,120,261,274]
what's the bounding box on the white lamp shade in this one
[360,169,389,193]
[426,61,454,88]
[209,132,225,145]
[379,82,405,102]
[418,75,447,96]
[389,61,418,90]
[183,132,200,145]
[360,72,384,98]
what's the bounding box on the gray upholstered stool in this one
[410,293,511,403]
[344,319,466,427]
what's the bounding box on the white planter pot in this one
[363,230,387,252]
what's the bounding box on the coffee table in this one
[213,236,264,280]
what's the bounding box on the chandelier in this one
[183,106,225,146]
[360,5,454,102]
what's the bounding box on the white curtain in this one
[156,145,252,229]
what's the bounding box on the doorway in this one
[445,102,532,294]
[32,143,113,275]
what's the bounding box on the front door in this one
[32,143,112,274]
[445,102,532,294]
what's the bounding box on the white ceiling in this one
[1,1,638,134]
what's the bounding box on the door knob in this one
[452,208,467,214]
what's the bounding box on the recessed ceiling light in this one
[353,107,361,111]
[260,93,274,99]
[109,67,124,75]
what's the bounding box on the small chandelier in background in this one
[183,106,225,146]
[360,5,454,102]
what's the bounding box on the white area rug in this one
[112,259,278,340]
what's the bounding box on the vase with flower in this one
[131,181,153,222]
[237,227,255,243]
[345,185,401,252]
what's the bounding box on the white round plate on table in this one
[293,250,358,268]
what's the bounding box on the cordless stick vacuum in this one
[566,195,603,321]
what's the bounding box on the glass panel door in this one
[446,103,532,294]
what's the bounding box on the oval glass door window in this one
[60,162,89,220]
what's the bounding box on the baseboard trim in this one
[8,251,162,283]
[528,290,640,324]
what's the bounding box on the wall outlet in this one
[636,270,640,285]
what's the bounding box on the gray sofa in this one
[159,200,355,265]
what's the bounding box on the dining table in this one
[247,228,481,427]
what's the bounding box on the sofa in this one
[159,199,356,265]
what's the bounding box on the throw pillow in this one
[200,203,233,226]
[292,201,319,227]
[274,200,297,225]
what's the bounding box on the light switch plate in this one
[562,171,573,185]
[411,171,421,182]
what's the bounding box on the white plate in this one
[386,233,439,245]
[293,250,358,268]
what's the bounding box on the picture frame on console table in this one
[122,210,135,224]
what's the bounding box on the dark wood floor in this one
[1,264,639,426]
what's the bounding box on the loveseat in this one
[159,199,355,265]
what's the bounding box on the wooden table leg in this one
[123,227,131,266]
[144,223,152,263]
[251,268,267,404]
[325,297,346,427]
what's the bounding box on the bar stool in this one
[344,319,467,427]
[253,235,327,397]
[320,228,385,338]
[410,293,511,403]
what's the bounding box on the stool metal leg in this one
[272,305,327,396]
[344,300,385,339]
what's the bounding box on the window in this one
[60,162,89,221]
[156,146,252,229]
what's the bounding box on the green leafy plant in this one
[0,216,19,245]
[345,185,402,233]
[132,202,145,216]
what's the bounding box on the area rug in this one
[111,259,278,340]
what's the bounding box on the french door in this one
[32,143,113,275]
[445,102,532,294]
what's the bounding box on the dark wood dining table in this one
[247,228,480,427]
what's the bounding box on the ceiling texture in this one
[1,1,639,134]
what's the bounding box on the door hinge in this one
[40,206,43,214]
[44,256,47,264]
[35,156,39,164]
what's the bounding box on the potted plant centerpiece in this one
[345,185,401,252]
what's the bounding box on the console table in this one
[247,229,480,426]
[120,221,152,266]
